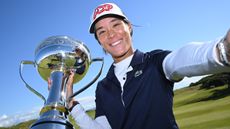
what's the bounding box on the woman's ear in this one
[128,23,133,36]
[128,22,132,32]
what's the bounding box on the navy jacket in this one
[95,50,179,129]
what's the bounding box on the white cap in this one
[89,3,128,33]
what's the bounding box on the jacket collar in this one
[129,49,144,67]
[106,49,144,79]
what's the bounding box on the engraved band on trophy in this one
[19,35,104,129]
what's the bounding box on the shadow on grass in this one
[199,87,230,101]
[182,86,230,106]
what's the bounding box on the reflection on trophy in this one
[19,35,104,129]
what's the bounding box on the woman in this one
[67,3,230,129]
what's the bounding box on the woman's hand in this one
[47,69,79,110]
[224,29,230,59]
[217,29,230,65]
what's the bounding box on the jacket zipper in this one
[121,87,125,107]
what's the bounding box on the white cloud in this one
[0,96,96,127]
[0,107,40,127]
[174,76,205,90]
[0,115,7,120]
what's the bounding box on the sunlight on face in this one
[95,17,133,63]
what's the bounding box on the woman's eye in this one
[98,30,105,35]
[113,23,120,27]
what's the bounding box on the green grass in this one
[2,85,230,129]
[174,85,230,129]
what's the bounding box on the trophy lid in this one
[35,35,91,83]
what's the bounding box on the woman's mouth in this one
[111,40,121,47]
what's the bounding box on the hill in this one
[174,85,230,129]
[1,74,230,129]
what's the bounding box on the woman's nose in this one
[107,29,115,38]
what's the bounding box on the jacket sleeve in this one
[163,38,230,81]
[71,104,111,129]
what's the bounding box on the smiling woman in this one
[1,0,230,128]
[68,2,230,129]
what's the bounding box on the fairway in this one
[174,85,230,129]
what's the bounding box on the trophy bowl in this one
[34,35,91,84]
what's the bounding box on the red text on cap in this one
[93,4,113,20]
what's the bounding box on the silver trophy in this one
[19,35,104,129]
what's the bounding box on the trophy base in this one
[30,118,73,129]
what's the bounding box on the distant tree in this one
[188,73,230,89]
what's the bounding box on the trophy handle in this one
[68,57,104,100]
[19,60,46,103]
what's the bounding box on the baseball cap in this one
[89,3,128,33]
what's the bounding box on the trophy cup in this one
[19,35,104,129]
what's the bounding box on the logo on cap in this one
[93,4,113,20]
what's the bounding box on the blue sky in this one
[0,0,230,127]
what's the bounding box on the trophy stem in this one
[30,71,73,129]
[47,71,66,105]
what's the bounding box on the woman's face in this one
[95,17,133,63]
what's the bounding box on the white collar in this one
[114,54,134,76]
